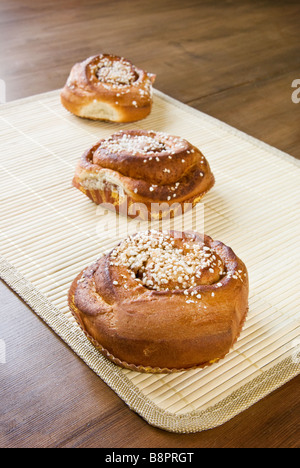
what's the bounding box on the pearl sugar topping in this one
[96,57,137,85]
[110,231,225,291]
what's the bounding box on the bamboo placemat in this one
[0,89,299,433]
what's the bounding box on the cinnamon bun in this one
[60,54,156,122]
[72,130,215,220]
[68,230,249,373]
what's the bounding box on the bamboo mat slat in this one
[0,89,299,433]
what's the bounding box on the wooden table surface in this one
[0,0,299,448]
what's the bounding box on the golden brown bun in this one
[60,54,156,122]
[68,230,249,373]
[72,130,215,220]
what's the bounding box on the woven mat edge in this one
[1,255,299,433]
[2,88,299,168]
[1,90,299,433]
[154,89,300,168]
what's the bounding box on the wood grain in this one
[0,0,299,448]
[0,0,299,158]
[1,281,299,449]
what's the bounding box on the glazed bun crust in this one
[60,54,156,122]
[69,231,249,373]
[72,130,215,220]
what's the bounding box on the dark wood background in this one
[0,0,299,448]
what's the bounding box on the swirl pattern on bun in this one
[69,230,249,373]
[61,54,156,122]
[72,130,215,220]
